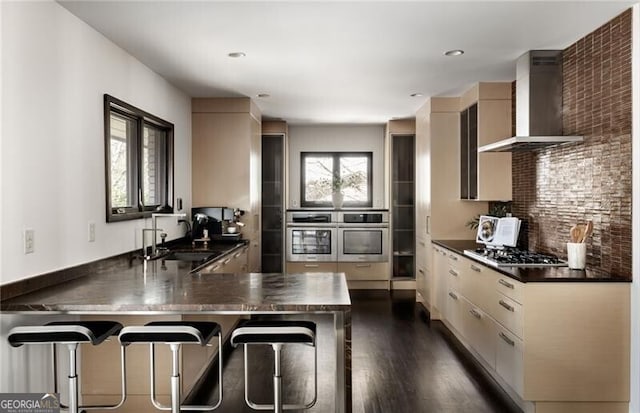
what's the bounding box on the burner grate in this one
[464,248,567,267]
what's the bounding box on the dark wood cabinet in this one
[460,103,478,200]
[261,134,284,272]
[392,134,415,278]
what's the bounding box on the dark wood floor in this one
[193,290,520,412]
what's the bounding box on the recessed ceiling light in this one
[410,93,423,97]
[228,52,246,58]
[444,49,464,57]
[257,93,270,98]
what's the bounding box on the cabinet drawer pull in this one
[498,279,515,289]
[418,269,425,274]
[448,292,458,300]
[210,265,221,271]
[223,258,231,265]
[499,299,515,312]
[355,264,371,268]
[233,252,241,258]
[419,241,425,247]
[469,308,482,319]
[470,264,482,273]
[304,264,319,268]
[441,251,447,256]
[499,332,515,346]
[449,269,458,277]
[449,254,458,261]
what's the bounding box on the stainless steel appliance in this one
[337,211,389,262]
[463,247,566,268]
[286,211,337,262]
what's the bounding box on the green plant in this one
[465,202,511,230]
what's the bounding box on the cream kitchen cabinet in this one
[431,245,448,319]
[414,98,487,310]
[192,98,262,272]
[459,82,512,201]
[200,244,249,274]
[286,262,338,273]
[433,246,630,413]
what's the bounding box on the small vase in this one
[332,192,344,209]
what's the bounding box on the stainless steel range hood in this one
[478,50,583,153]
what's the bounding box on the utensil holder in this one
[567,243,587,270]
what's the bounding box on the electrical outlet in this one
[24,229,34,254]
[88,222,96,242]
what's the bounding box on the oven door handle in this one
[337,225,389,229]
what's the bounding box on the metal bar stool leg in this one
[170,343,181,413]
[67,343,79,413]
[272,343,283,413]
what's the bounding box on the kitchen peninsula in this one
[0,257,352,412]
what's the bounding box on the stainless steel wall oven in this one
[286,211,338,262]
[337,211,389,262]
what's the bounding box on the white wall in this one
[0,1,192,286]
[288,124,385,208]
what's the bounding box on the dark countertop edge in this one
[432,239,632,283]
[0,303,351,314]
[0,238,250,301]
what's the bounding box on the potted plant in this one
[331,172,344,209]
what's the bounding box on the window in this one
[301,152,372,207]
[104,94,174,222]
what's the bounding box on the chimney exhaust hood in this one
[478,50,583,153]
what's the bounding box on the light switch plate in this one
[24,229,34,254]
[88,222,96,242]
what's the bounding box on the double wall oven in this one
[286,210,389,263]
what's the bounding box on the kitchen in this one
[1,1,639,413]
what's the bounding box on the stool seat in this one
[8,321,123,347]
[119,321,220,345]
[231,320,316,345]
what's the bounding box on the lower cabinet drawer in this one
[496,324,524,397]
[445,289,464,335]
[337,262,389,281]
[461,297,497,369]
[286,262,338,273]
[491,292,524,339]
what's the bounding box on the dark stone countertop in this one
[0,240,351,313]
[432,239,632,283]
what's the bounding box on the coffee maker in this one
[191,207,234,240]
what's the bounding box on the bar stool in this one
[231,320,317,413]
[8,321,126,413]
[118,321,223,413]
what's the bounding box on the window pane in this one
[110,113,135,208]
[142,125,167,207]
[304,156,333,203]
[340,156,369,203]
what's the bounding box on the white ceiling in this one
[59,1,635,125]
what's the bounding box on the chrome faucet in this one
[142,212,187,259]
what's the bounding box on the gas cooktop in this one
[463,247,567,268]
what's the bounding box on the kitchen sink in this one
[163,251,221,263]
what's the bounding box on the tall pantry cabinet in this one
[261,121,287,273]
[414,97,488,314]
[192,98,262,272]
[387,120,416,285]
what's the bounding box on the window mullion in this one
[136,116,144,211]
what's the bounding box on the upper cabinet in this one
[192,98,262,272]
[459,83,512,201]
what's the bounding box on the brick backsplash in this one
[511,9,632,277]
